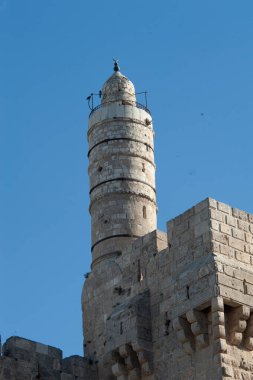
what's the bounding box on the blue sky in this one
[1,0,253,357]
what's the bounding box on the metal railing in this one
[89,101,151,118]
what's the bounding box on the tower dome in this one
[101,67,136,104]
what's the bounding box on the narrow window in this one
[142,163,145,172]
[165,319,171,336]
[137,259,144,282]
[186,285,190,299]
[143,206,147,219]
[243,280,247,294]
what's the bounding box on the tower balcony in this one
[88,101,151,130]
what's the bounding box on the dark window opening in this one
[186,285,190,299]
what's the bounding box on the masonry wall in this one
[82,199,217,379]
[209,200,253,379]
[0,337,97,380]
[82,197,253,380]
[2,198,253,379]
[82,230,168,379]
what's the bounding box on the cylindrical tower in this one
[88,63,157,267]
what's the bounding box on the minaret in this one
[88,62,157,267]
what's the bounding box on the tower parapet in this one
[88,66,157,267]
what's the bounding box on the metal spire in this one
[113,58,120,72]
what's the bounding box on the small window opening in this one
[120,322,123,335]
[98,166,103,172]
[146,144,149,151]
[137,259,144,282]
[142,163,145,172]
[165,319,171,336]
[186,285,190,299]
[243,279,247,294]
[143,206,147,219]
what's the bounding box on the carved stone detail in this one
[173,308,210,354]
[227,305,250,346]
[111,343,153,380]
[186,309,209,350]
[212,297,227,354]
[244,313,253,350]
[173,316,195,355]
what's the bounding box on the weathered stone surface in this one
[2,68,253,379]
[0,337,96,380]
[81,68,253,378]
[82,194,253,379]
[88,70,157,266]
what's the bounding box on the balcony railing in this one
[89,101,151,118]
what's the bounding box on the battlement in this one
[167,198,213,274]
[167,197,253,269]
[209,199,253,263]
[3,336,62,364]
[0,336,97,380]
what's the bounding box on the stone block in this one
[213,325,226,340]
[232,228,245,241]
[211,231,228,245]
[237,219,249,232]
[217,202,231,214]
[213,339,227,354]
[220,223,231,235]
[232,208,248,221]
[235,251,250,264]
[212,297,224,312]
[217,273,244,293]
[210,209,226,223]
[208,198,217,209]
[228,236,244,251]
[212,311,225,326]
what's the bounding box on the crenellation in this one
[232,207,248,221]
[217,201,231,215]
[0,337,96,380]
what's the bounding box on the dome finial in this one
[113,58,120,72]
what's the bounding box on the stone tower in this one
[82,66,253,380]
[88,62,157,268]
[2,64,253,380]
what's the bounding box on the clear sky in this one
[1,0,253,357]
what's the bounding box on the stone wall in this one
[82,230,168,379]
[0,337,96,380]
[2,198,253,379]
[209,199,253,379]
[82,198,253,379]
